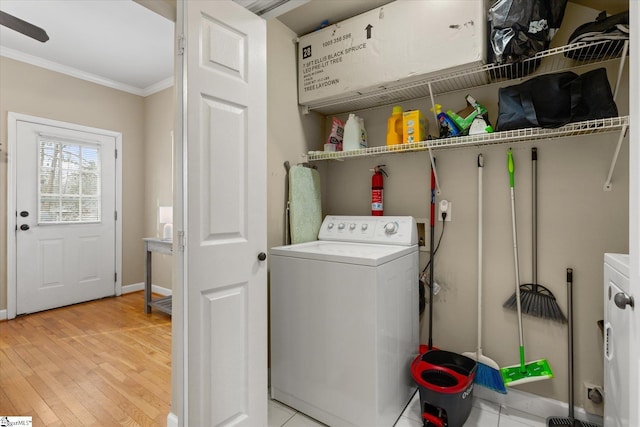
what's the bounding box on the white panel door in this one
[627,2,639,426]
[183,1,267,425]
[15,119,117,315]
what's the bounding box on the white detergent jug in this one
[357,116,367,148]
[342,114,360,151]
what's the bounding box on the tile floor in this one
[269,391,549,427]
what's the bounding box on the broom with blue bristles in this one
[462,154,507,394]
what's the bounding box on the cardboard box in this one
[297,0,486,107]
[402,110,427,144]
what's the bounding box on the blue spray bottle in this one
[430,104,460,138]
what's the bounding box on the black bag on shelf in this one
[565,10,629,61]
[488,0,568,68]
[496,68,618,131]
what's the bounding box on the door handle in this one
[20,224,30,231]
[614,292,634,310]
[257,252,266,261]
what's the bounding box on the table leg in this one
[145,249,152,313]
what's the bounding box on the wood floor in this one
[0,291,172,426]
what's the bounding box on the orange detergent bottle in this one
[386,106,403,145]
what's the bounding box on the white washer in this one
[270,215,419,427]
[604,253,631,427]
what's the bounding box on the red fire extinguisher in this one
[371,165,388,216]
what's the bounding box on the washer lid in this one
[270,240,417,266]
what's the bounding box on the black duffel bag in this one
[496,68,618,131]
[565,10,629,61]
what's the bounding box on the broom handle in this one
[532,147,537,286]
[477,154,484,355]
[509,150,526,370]
[428,159,436,350]
[567,268,574,419]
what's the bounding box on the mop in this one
[500,149,554,387]
[546,269,602,427]
[463,154,507,394]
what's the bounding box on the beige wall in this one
[266,1,630,410]
[328,42,627,414]
[144,86,174,289]
[266,19,325,254]
[0,56,168,310]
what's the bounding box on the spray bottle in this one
[430,104,460,138]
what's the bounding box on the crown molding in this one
[1,46,173,97]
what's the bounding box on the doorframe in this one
[6,112,123,320]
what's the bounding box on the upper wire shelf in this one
[306,116,629,161]
[302,40,629,116]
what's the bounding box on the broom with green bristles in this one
[500,149,554,387]
[463,154,507,393]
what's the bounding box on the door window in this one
[38,136,102,224]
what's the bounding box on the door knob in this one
[20,224,30,231]
[614,292,634,310]
[258,252,267,261]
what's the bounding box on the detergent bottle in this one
[386,106,403,145]
[357,116,368,148]
[342,114,360,151]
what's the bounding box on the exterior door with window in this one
[14,118,117,315]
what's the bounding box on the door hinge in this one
[115,148,118,159]
[114,211,118,221]
[178,230,185,252]
[114,272,118,283]
[177,34,185,56]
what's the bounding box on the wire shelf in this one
[306,116,629,161]
[304,40,629,115]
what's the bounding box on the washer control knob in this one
[384,222,398,234]
[338,223,345,230]
[327,223,334,229]
[361,224,368,231]
[349,223,356,230]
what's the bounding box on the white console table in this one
[144,238,173,315]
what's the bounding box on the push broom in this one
[463,154,507,393]
[503,147,566,323]
[501,149,554,387]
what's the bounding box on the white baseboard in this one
[122,282,172,296]
[166,412,178,427]
[0,287,170,321]
[475,385,604,425]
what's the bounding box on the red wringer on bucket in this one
[411,158,477,427]
[411,346,477,427]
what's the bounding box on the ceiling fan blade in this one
[0,10,49,42]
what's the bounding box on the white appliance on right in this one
[604,253,633,427]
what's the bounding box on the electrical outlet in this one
[583,382,604,416]
[438,200,452,222]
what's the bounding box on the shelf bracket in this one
[301,105,310,115]
[603,124,628,191]
[426,141,441,195]
[613,40,629,101]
